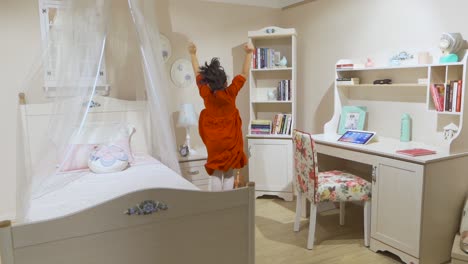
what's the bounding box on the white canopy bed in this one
[0,1,254,263]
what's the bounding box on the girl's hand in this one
[188,42,197,55]
[243,42,255,54]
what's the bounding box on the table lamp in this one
[177,103,198,154]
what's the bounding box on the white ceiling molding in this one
[200,0,306,9]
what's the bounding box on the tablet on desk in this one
[337,130,376,145]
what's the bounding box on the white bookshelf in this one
[247,26,297,201]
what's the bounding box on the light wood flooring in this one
[255,196,404,264]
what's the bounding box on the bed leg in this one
[0,220,14,264]
[247,182,255,264]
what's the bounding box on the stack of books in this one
[277,80,291,101]
[430,80,463,112]
[252,48,281,69]
[251,120,272,135]
[271,114,293,135]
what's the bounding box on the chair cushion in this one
[316,170,371,202]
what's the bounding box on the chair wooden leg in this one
[339,201,345,226]
[294,191,302,232]
[364,200,371,247]
[307,202,317,250]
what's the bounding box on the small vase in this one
[279,56,288,67]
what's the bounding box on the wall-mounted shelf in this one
[325,54,468,154]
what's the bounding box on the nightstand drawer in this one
[181,166,209,181]
[193,179,210,190]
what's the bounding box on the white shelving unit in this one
[247,26,296,201]
[38,0,109,97]
[314,54,468,263]
[325,56,468,152]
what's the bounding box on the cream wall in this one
[0,0,41,220]
[280,0,468,134]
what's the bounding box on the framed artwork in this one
[338,106,367,135]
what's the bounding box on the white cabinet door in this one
[248,138,293,193]
[371,160,424,258]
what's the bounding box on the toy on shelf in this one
[439,32,468,63]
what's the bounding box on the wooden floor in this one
[255,197,404,264]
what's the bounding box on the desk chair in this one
[292,130,372,249]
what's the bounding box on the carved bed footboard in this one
[0,183,255,264]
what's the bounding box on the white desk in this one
[312,134,468,264]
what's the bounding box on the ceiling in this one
[200,0,307,9]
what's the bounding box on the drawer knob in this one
[188,170,200,175]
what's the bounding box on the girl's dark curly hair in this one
[199,58,227,92]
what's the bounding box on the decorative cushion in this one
[316,170,371,202]
[88,144,129,173]
[58,124,135,172]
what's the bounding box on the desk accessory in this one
[444,123,459,140]
[439,33,468,63]
[400,113,411,142]
[396,148,436,157]
[373,79,392,85]
[337,130,376,144]
[338,106,367,134]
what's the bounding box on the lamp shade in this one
[177,103,198,127]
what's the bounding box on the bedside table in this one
[178,152,209,190]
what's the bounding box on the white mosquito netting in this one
[18,0,179,222]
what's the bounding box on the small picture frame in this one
[338,106,367,135]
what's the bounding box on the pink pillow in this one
[58,136,134,172]
[59,144,97,172]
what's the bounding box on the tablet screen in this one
[337,130,375,144]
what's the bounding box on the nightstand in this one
[178,151,209,190]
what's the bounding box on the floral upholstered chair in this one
[292,129,371,250]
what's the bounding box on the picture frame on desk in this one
[338,106,367,135]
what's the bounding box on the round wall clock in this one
[160,34,172,63]
[171,59,194,88]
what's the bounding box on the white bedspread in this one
[26,156,198,223]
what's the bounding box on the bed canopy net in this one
[19,0,179,222]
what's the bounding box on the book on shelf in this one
[271,113,292,135]
[253,48,283,69]
[277,80,292,101]
[457,80,462,112]
[396,148,436,157]
[430,83,445,112]
[251,119,272,135]
[439,80,463,113]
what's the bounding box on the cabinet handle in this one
[371,166,377,183]
[188,170,200,175]
[248,145,252,157]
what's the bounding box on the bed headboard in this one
[19,95,150,172]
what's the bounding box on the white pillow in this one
[88,144,129,174]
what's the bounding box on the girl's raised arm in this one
[241,42,255,78]
[188,42,200,76]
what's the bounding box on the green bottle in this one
[400,113,411,142]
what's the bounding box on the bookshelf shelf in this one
[252,100,292,104]
[247,134,293,139]
[251,67,293,72]
[247,26,297,202]
[337,83,427,88]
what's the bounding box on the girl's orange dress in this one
[197,74,248,175]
